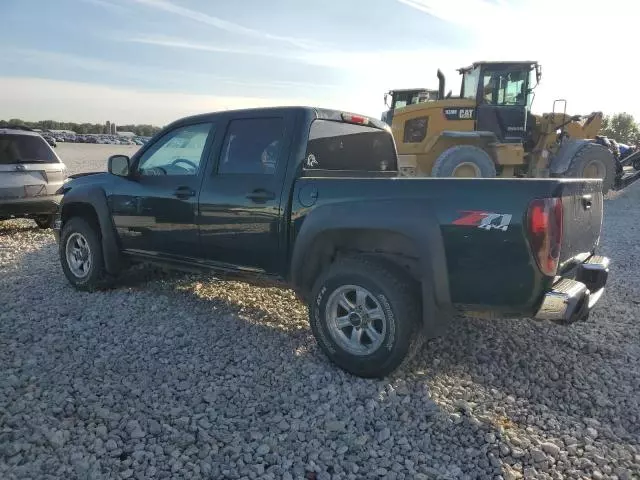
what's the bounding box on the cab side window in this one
[137,123,214,176]
[218,118,285,175]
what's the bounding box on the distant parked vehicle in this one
[0,126,67,228]
[41,134,57,148]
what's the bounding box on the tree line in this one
[3,113,638,143]
[0,118,161,137]
[600,113,640,146]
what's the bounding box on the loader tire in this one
[565,143,616,194]
[431,145,496,178]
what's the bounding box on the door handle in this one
[173,186,195,199]
[246,189,275,202]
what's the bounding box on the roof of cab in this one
[166,106,389,131]
[458,60,538,72]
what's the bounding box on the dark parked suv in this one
[0,126,67,228]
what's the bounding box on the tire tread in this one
[60,217,112,291]
[309,255,423,378]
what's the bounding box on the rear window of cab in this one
[304,120,397,172]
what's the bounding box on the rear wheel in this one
[309,256,422,378]
[565,143,616,194]
[431,145,497,178]
[59,217,110,291]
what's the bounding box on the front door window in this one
[137,123,213,176]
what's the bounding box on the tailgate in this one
[0,163,65,199]
[558,180,603,268]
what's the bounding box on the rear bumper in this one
[535,255,609,323]
[0,195,61,218]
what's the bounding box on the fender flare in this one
[289,199,453,328]
[549,139,593,175]
[60,185,123,275]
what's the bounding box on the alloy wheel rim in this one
[65,232,92,279]
[325,285,387,356]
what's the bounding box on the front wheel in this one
[59,217,110,291]
[431,145,497,178]
[309,256,422,378]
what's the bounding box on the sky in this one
[0,0,636,126]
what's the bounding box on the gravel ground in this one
[1,145,639,479]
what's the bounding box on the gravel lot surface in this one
[1,144,639,479]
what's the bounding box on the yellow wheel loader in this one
[383,61,619,193]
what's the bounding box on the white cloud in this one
[127,35,292,59]
[6,47,341,92]
[130,0,325,50]
[0,77,362,125]
[79,0,130,13]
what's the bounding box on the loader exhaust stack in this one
[437,69,445,100]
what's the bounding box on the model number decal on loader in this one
[453,211,513,232]
[443,108,476,121]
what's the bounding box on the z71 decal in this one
[453,211,513,232]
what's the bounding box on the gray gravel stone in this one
[541,442,561,458]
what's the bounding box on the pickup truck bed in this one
[53,106,610,378]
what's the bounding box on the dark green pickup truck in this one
[54,107,610,378]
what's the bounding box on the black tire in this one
[309,256,422,378]
[564,143,616,194]
[59,217,111,291]
[633,158,640,171]
[33,215,54,229]
[431,145,496,178]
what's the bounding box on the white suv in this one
[0,126,67,228]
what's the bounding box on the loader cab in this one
[459,61,540,144]
[381,88,439,125]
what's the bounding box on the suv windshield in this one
[305,120,397,172]
[0,134,57,164]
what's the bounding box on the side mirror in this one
[108,155,131,177]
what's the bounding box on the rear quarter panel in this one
[290,177,584,315]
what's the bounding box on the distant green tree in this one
[601,113,640,145]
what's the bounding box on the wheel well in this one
[296,229,421,298]
[61,203,101,237]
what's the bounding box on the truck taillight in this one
[527,198,563,276]
[341,113,369,125]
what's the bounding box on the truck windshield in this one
[481,69,528,106]
[305,120,397,172]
